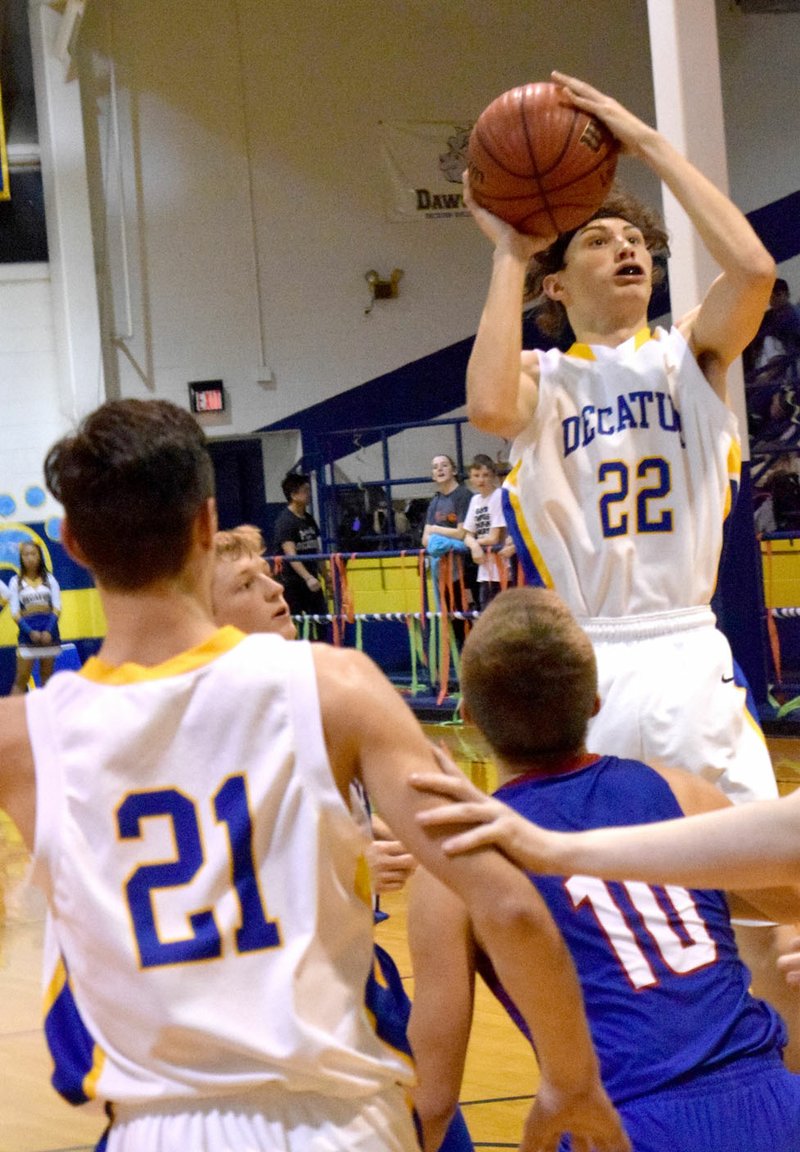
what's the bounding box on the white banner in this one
[380,121,473,221]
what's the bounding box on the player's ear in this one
[542,272,565,301]
[195,497,218,551]
[60,518,89,567]
[591,694,601,718]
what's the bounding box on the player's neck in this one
[496,748,599,786]
[571,320,649,349]
[95,578,218,667]
[569,301,650,349]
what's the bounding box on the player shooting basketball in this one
[462,68,796,1063]
[464,67,776,810]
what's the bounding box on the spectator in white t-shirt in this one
[463,455,509,610]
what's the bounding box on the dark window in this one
[0,168,48,262]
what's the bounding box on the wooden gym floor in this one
[1,731,799,1152]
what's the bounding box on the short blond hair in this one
[214,524,265,562]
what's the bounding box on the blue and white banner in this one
[380,120,472,221]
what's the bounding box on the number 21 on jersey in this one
[117,777,282,969]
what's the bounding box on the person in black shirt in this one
[272,473,328,632]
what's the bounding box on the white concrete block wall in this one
[0,267,64,521]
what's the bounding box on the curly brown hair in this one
[524,183,671,339]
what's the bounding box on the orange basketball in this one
[467,82,619,237]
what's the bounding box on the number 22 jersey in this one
[503,326,740,619]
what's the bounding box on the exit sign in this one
[189,380,225,413]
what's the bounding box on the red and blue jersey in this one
[480,755,785,1105]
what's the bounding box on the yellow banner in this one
[0,79,9,201]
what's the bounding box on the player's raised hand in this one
[551,71,656,159]
[519,1076,631,1152]
[463,170,556,254]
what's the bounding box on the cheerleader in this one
[8,541,61,694]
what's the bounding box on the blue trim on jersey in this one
[714,460,770,707]
[501,487,545,587]
[733,656,763,729]
[728,475,740,520]
[367,944,474,1151]
[366,944,413,1058]
[44,971,99,1105]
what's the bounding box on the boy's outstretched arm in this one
[412,761,800,892]
[653,762,800,922]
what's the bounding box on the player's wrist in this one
[492,240,533,270]
[545,828,585,876]
[632,123,672,168]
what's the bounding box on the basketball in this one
[467,81,619,237]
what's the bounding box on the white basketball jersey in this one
[28,628,412,1108]
[504,326,740,619]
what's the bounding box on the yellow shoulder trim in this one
[566,327,653,359]
[80,626,246,684]
[727,438,742,480]
[565,342,596,361]
[723,440,743,522]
